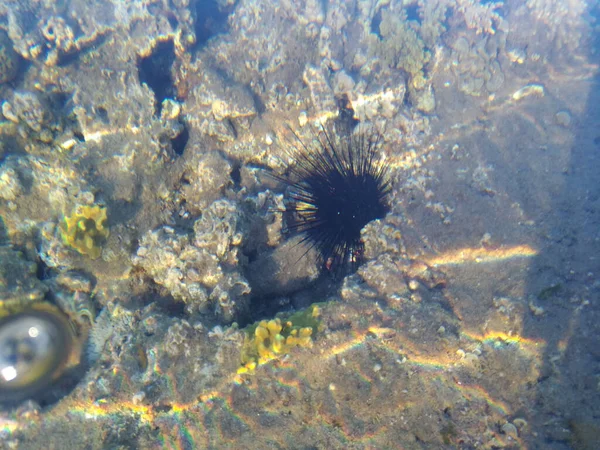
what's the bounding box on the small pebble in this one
[555,110,571,127]
[529,301,545,316]
[132,391,146,405]
[298,111,308,127]
[501,422,519,438]
[142,316,158,335]
[408,279,419,291]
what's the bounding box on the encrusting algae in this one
[59,205,109,260]
[238,304,322,374]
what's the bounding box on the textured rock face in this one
[0,247,47,314]
[0,29,19,84]
[0,0,598,449]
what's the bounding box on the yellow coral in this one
[60,205,109,260]
[238,305,321,373]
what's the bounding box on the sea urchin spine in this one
[282,125,391,273]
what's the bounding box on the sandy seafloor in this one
[0,0,600,449]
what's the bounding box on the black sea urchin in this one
[281,125,392,273]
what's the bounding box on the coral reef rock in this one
[134,199,250,321]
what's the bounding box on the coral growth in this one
[1,90,57,142]
[362,0,509,112]
[59,205,109,260]
[448,35,505,97]
[239,305,321,373]
[370,6,430,81]
[367,2,433,112]
[134,199,250,321]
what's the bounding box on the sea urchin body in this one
[282,125,391,273]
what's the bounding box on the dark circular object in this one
[0,309,73,403]
[282,125,391,273]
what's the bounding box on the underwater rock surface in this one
[0,0,599,448]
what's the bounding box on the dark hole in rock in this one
[479,0,504,17]
[171,120,189,156]
[35,255,51,281]
[137,40,176,116]
[48,91,70,115]
[73,130,85,142]
[226,118,238,139]
[245,248,258,264]
[156,296,187,318]
[155,403,173,413]
[370,9,383,37]
[166,13,178,30]
[97,106,109,124]
[194,0,234,49]
[335,94,359,134]
[405,4,421,24]
[250,89,266,115]
[241,272,337,329]
[56,50,81,67]
[0,218,7,245]
[230,165,241,186]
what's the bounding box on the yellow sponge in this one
[238,305,321,373]
[60,205,109,259]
